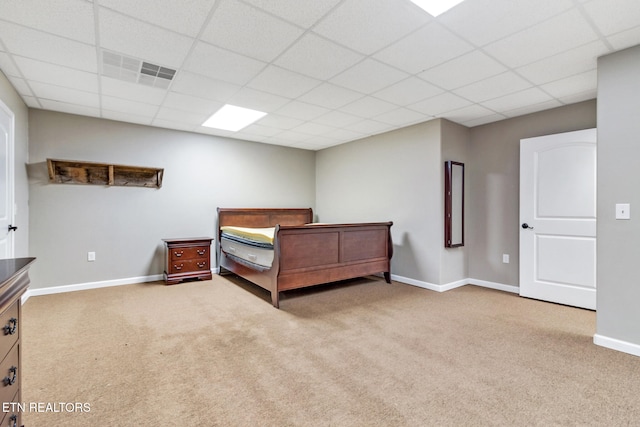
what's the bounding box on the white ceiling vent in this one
[101,50,176,89]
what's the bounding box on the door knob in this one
[521,223,534,230]
[7,225,17,232]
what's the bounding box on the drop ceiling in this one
[1,0,639,150]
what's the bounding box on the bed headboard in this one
[217,208,313,228]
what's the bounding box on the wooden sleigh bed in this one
[217,208,393,308]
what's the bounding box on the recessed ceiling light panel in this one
[409,0,466,17]
[202,105,267,132]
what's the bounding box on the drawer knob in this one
[3,366,17,386]
[173,264,183,271]
[174,251,183,257]
[8,414,16,427]
[197,249,206,256]
[197,262,206,269]
[3,318,17,335]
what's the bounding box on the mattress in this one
[220,235,274,268]
[220,226,275,245]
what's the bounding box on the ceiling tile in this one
[291,121,337,136]
[297,83,363,109]
[313,110,364,128]
[346,119,395,134]
[101,77,168,105]
[39,99,100,117]
[460,113,507,127]
[313,0,428,55]
[239,123,283,138]
[439,0,574,47]
[483,9,599,68]
[170,71,241,102]
[482,88,554,112]
[453,72,532,103]
[409,92,473,116]
[6,77,34,97]
[99,8,194,68]
[103,110,154,125]
[247,66,321,99]
[227,87,291,112]
[516,41,609,85]
[101,95,159,117]
[0,52,20,77]
[274,129,313,142]
[583,0,640,36]
[330,59,409,95]
[605,26,640,51]
[274,100,331,121]
[15,57,98,93]
[444,104,497,124]
[323,128,365,141]
[183,42,267,86]
[0,22,97,72]
[21,95,40,108]
[0,0,96,44]
[374,22,473,74]
[340,96,398,118]
[373,108,427,126]
[540,70,598,99]
[201,0,304,62]
[162,91,222,115]
[255,114,304,130]
[30,81,99,107]
[418,51,507,90]
[241,0,341,28]
[155,106,210,125]
[98,0,214,37]
[373,77,444,105]
[274,33,364,80]
[152,118,197,132]
[502,99,563,118]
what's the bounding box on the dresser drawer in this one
[168,258,210,274]
[169,246,209,261]
[0,301,18,361]
[0,388,20,427]
[0,343,19,408]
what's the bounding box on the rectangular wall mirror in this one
[444,161,464,248]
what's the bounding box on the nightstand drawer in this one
[0,343,19,407]
[0,301,18,361]
[169,246,209,261]
[168,259,210,274]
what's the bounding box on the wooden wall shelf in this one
[47,159,164,188]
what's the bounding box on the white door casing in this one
[0,100,15,259]
[519,128,597,310]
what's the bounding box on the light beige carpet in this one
[21,275,640,426]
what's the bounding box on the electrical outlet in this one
[88,251,96,262]
[502,254,509,264]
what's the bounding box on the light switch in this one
[616,203,631,220]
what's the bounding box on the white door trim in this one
[0,98,15,259]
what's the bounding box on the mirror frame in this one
[444,160,464,248]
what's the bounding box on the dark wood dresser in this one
[163,238,212,285]
[0,257,35,427]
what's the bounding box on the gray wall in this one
[28,110,315,289]
[316,119,443,285]
[468,100,597,286]
[596,45,640,345]
[441,120,470,285]
[0,71,29,257]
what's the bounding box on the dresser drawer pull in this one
[3,317,17,335]
[174,251,184,257]
[173,264,183,271]
[197,249,206,256]
[196,262,206,269]
[8,414,17,427]
[3,366,17,386]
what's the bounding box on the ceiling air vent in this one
[101,50,176,89]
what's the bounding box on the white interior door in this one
[519,128,597,310]
[0,100,15,259]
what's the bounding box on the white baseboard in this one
[22,274,164,304]
[391,275,518,294]
[468,278,519,294]
[22,268,223,304]
[593,334,640,358]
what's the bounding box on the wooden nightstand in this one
[163,238,213,285]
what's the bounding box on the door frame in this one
[0,98,15,259]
